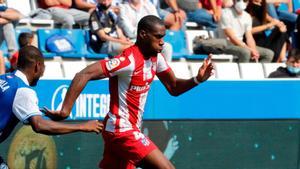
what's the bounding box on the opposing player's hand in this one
[81,120,103,134]
[196,54,214,82]
[41,107,67,121]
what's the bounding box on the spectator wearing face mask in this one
[217,0,274,62]
[269,49,300,78]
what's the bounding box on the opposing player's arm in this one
[43,62,106,120]
[157,55,213,96]
[29,115,103,135]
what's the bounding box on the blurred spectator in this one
[223,0,234,7]
[73,0,123,14]
[9,32,34,72]
[178,0,221,30]
[151,0,186,30]
[118,0,173,62]
[0,1,22,57]
[73,0,97,13]
[0,51,4,74]
[247,0,289,62]
[38,0,89,29]
[269,48,300,77]
[88,0,133,56]
[267,0,298,35]
[119,0,159,39]
[218,0,274,62]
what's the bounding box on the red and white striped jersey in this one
[100,45,171,133]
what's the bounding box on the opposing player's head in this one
[17,46,45,86]
[137,15,166,56]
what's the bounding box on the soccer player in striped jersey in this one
[44,15,213,169]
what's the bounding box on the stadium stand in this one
[37,29,59,58]
[263,63,286,77]
[84,30,108,59]
[42,61,64,79]
[62,60,87,79]
[0,0,297,80]
[239,63,265,79]
[6,0,54,30]
[164,30,189,60]
[168,61,192,79]
[293,0,300,12]
[59,29,86,58]
[214,62,241,79]
[189,61,217,79]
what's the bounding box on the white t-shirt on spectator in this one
[119,0,159,39]
[218,7,252,41]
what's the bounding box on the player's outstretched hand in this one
[41,107,68,121]
[197,54,214,82]
[82,120,103,134]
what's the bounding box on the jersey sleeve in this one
[12,88,42,124]
[99,54,132,77]
[156,53,171,74]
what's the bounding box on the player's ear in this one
[139,29,147,39]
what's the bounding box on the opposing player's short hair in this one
[137,15,164,34]
[17,46,44,69]
[288,49,300,60]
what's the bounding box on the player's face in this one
[146,23,166,55]
[31,61,45,86]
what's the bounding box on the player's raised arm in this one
[157,55,214,96]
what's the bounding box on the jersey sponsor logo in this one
[0,79,9,92]
[129,84,150,92]
[106,58,121,71]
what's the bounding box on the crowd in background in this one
[0,0,299,76]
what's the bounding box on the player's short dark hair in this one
[18,32,33,48]
[137,15,164,34]
[17,46,44,69]
[288,48,300,60]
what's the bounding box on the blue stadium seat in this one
[84,30,108,59]
[278,3,289,11]
[164,30,189,60]
[59,29,86,58]
[293,0,300,12]
[185,54,208,60]
[164,30,209,60]
[37,29,59,58]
